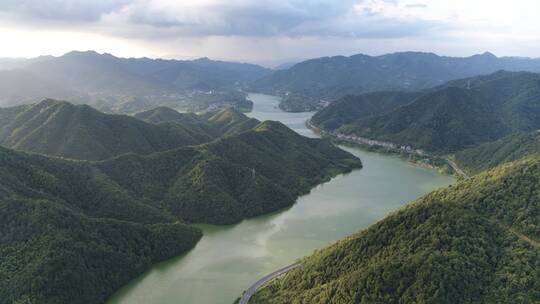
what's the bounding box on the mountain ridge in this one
[0,99,217,160]
[0,51,271,109]
[252,51,540,110]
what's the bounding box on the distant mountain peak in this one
[477,51,497,59]
[63,50,101,57]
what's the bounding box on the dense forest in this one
[251,155,540,304]
[0,146,203,304]
[96,120,362,224]
[0,100,362,223]
[311,92,420,131]
[455,131,540,174]
[0,100,258,160]
[311,71,540,154]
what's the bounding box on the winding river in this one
[107,93,455,304]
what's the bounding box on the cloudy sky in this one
[1,0,539,66]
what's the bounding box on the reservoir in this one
[107,93,455,304]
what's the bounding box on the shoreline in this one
[306,120,468,178]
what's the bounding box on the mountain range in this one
[0,100,264,160]
[252,51,540,110]
[0,51,271,109]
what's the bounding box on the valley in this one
[0,97,361,303]
[106,93,454,304]
[2,2,540,303]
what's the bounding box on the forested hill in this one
[0,119,361,303]
[310,91,420,131]
[134,106,259,137]
[134,106,196,124]
[331,71,540,153]
[252,51,540,100]
[455,130,540,174]
[0,146,202,304]
[251,155,540,304]
[97,120,362,224]
[0,101,362,223]
[0,101,258,160]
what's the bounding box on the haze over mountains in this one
[253,52,540,110]
[4,50,540,113]
[0,51,271,110]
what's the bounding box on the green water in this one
[107,93,455,304]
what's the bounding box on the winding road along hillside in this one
[239,263,300,304]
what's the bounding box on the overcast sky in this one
[1,0,539,66]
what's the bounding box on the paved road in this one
[239,263,300,304]
[444,157,468,178]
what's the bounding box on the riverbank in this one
[307,120,468,178]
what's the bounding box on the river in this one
[107,93,455,304]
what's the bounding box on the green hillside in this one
[335,71,540,153]
[252,155,540,304]
[455,130,540,174]
[311,92,420,130]
[0,117,362,303]
[0,146,202,304]
[135,106,260,137]
[97,120,362,224]
[0,100,214,160]
[134,106,194,124]
[204,107,261,136]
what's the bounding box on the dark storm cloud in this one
[123,0,358,36]
[0,0,441,39]
[119,0,439,39]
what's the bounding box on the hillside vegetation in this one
[455,131,540,174]
[96,120,362,224]
[332,72,540,153]
[252,155,540,304]
[0,101,258,160]
[311,92,420,131]
[0,146,202,304]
